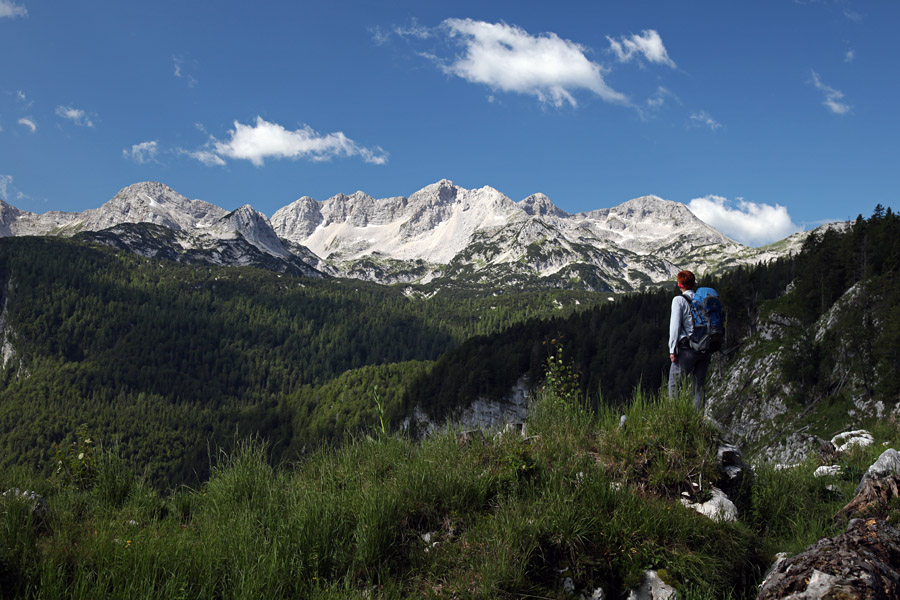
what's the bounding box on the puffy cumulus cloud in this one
[690,110,723,131]
[0,0,27,18]
[55,105,94,127]
[17,117,36,133]
[810,71,851,114]
[204,116,388,167]
[122,140,159,164]
[607,30,676,67]
[440,18,627,107]
[688,195,801,247]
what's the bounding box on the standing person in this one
[668,270,712,411]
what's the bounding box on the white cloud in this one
[123,140,159,164]
[173,56,198,88]
[17,117,36,133]
[0,174,12,199]
[607,30,676,67]
[688,195,801,246]
[793,0,863,21]
[843,7,862,21]
[370,26,391,46]
[55,105,94,127]
[0,0,27,18]
[844,49,855,63]
[373,19,431,45]
[439,18,627,108]
[184,148,226,167]
[690,110,723,131]
[810,71,851,114]
[205,116,388,166]
[647,86,680,109]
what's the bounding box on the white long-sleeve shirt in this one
[668,290,695,354]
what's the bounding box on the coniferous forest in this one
[1,206,899,489]
[0,236,606,486]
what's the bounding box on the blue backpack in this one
[684,287,725,353]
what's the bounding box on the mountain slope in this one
[271,180,796,290]
[1,180,812,291]
[703,212,900,464]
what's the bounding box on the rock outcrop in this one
[756,518,900,599]
[758,448,900,600]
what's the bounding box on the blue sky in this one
[1,0,897,246]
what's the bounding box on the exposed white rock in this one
[0,279,14,369]
[831,430,874,453]
[452,378,530,432]
[402,377,530,438]
[1,179,816,291]
[759,552,790,590]
[64,182,227,234]
[794,570,841,599]
[209,205,292,259]
[814,465,842,478]
[707,276,885,466]
[855,448,900,494]
[269,181,801,290]
[679,487,737,522]
[626,570,677,600]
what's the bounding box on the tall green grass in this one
[2,375,897,599]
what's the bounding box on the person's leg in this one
[667,361,680,400]
[669,348,698,401]
[692,353,711,412]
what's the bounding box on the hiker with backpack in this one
[668,269,725,411]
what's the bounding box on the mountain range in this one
[0,180,811,291]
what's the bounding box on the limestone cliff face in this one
[707,282,900,465]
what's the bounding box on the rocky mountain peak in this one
[518,193,569,218]
[0,179,808,292]
[270,196,323,240]
[63,181,227,234]
[214,204,289,258]
[409,179,459,207]
[0,199,23,237]
[611,195,688,219]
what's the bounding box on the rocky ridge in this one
[0,180,808,292]
[707,280,899,466]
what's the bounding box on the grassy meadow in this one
[2,363,897,599]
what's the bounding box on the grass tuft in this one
[1,368,892,598]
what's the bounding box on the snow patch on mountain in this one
[0,179,818,291]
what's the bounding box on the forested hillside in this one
[1,207,896,490]
[405,206,900,426]
[0,237,606,486]
[404,259,795,422]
